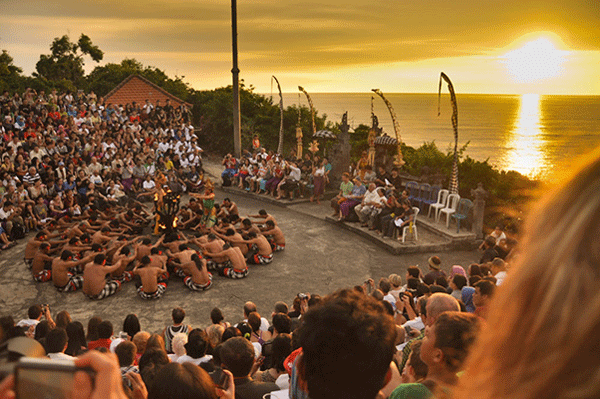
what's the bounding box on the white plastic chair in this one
[428,189,449,219]
[401,207,420,243]
[439,193,460,227]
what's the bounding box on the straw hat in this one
[428,256,441,270]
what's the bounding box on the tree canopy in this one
[34,34,104,91]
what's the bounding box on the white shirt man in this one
[356,185,386,225]
[289,165,301,181]
[142,178,156,191]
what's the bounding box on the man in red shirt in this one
[88,320,114,350]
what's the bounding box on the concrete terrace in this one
[207,161,478,256]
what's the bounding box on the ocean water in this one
[280,92,600,178]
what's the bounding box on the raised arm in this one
[151,235,165,248]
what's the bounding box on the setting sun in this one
[501,37,569,83]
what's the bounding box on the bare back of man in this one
[31,248,54,282]
[253,235,273,256]
[134,256,169,300]
[204,245,248,278]
[263,226,285,245]
[179,256,213,290]
[51,253,93,291]
[171,248,198,265]
[228,232,248,255]
[238,234,273,265]
[200,239,227,263]
[83,256,127,299]
[135,266,165,297]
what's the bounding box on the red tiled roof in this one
[104,75,191,108]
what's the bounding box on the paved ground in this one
[0,160,481,334]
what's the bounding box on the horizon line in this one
[258,91,600,97]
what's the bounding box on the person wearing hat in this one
[424,256,447,284]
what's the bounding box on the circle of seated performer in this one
[82,252,135,300]
[51,250,94,292]
[260,220,285,252]
[203,243,249,279]
[134,255,169,300]
[176,253,213,291]
[230,231,273,264]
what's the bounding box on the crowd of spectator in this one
[220,147,416,240]
[0,88,203,246]
[1,249,508,399]
[221,144,333,203]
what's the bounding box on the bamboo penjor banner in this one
[372,89,404,166]
[298,86,317,136]
[271,76,284,155]
[438,72,459,195]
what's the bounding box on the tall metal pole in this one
[231,0,241,158]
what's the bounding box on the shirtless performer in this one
[24,232,66,268]
[202,243,249,279]
[162,232,190,253]
[92,227,120,245]
[63,222,87,239]
[238,218,261,236]
[212,227,248,255]
[51,251,94,292]
[118,210,144,234]
[248,209,277,227]
[230,231,274,265]
[177,254,213,291]
[83,252,135,300]
[221,198,240,223]
[165,244,198,278]
[109,244,138,282]
[30,243,54,282]
[134,255,169,300]
[62,237,93,259]
[261,220,286,252]
[192,234,226,270]
[135,236,164,261]
[177,206,200,229]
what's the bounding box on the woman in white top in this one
[310,159,326,204]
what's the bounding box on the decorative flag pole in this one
[372,89,404,166]
[438,72,459,195]
[271,76,284,155]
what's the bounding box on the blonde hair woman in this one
[457,148,600,399]
[168,332,188,362]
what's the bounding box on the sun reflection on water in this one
[504,93,546,177]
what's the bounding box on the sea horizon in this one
[266,92,600,179]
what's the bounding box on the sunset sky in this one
[1,0,599,94]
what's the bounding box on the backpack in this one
[11,222,26,240]
[222,175,232,187]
